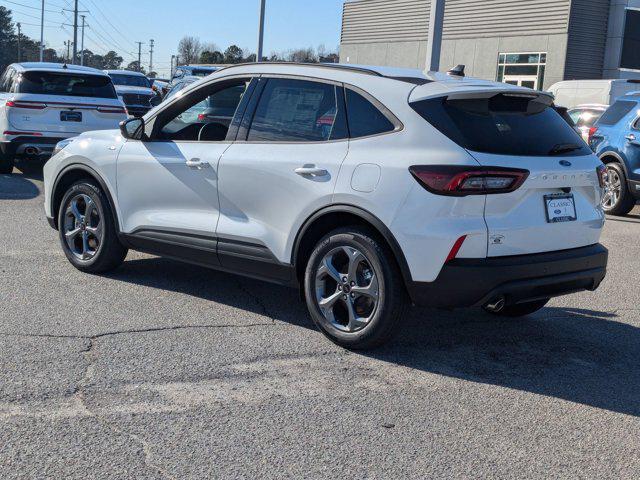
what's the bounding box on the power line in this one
[83,0,134,47]
[0,0,60,13]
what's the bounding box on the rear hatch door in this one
[8,70,125,134]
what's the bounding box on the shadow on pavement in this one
[109,254,639,418]
[0,160,45,200]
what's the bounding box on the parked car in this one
[0,62,127,174]
[568,104,607,142]
[43,63,608,349]
[589,95,640,215]
[164,75,200,101]
[548,79,640,109]
[104,70,155,117]
[168,65,219,90]
[151,78,169,98]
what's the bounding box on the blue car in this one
[590,96,640,215]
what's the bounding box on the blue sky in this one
[5,0,345,76]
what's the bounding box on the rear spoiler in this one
[410,86,554,105]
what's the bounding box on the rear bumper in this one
[125,106,151,117]
[407,244,608,308]
[1,136,65,158]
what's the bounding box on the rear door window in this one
[346,88,396,138]
[16,71,117,99]
[596,100,636,126]
[247,78,348,142]
[411,94,591,156]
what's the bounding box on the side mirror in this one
[149,94,162,108]
[174,69,184,78]
[120,117,145,140]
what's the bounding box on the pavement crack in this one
[236,280,275,323]
[73,336,177,480]
[0,322,277,341]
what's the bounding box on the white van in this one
[0,62,127,173]
[548,79,640,109]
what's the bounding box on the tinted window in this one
[247,79,347,142]
[346,89,395,138]
[158,80,249,141]
[596,100,636,126]
[569,109,603,128]
[110,74,150,88]
[17,71,117,98]
[411,94,591,156]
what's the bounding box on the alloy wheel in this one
[314,246,379,333]
[602,166,621,209]
[63,194,103,260]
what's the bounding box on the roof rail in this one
[215,61,383,77]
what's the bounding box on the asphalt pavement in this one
[1,162,639,479]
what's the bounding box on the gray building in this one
[340,0,640,90]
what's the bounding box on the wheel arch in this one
[51,164,119,231]
[599,151,630,177]
[291,204,413,290]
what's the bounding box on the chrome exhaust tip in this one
[24,146,39,156]
[484,296,506,313]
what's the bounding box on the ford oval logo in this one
[559,160,572,167]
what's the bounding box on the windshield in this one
[411,94,591,157]
[109,74,150,88]
[17,71,117,99]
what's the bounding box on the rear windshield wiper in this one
[548,143,582,155]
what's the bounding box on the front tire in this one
[58,180,128,273]
[304,227,407,350]
[0,154,15,174]
[602,162,636,216]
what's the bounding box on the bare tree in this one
[178,36,202,65]
[286,48,317,63]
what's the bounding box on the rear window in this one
[109,74,150,88]
[596,100,636,126]
[17,71,117,99]
[568,109,603,128]
[411,94,591,156]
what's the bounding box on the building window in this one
[496,52,547,90]
[621,9,640,70]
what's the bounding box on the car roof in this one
[104,69,147,76]
[178,65,219,71]
[11,62,109,76]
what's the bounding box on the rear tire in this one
[484,298,549,317]
[57,180,128,273]
[0,154,15,174]
[304,227,407,350]
[602,162,636,216]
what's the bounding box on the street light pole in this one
[256,0,265,62]
[425,0,445,72]
[39,0,44,62]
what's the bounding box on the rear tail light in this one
[197,113,207,121]
[6,100,47,110]
[97,106,127,114]
[3,130,42,136]
[409,165,529,196]
[596,164,607,188]
[588,126,598,143]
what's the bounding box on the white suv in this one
[0,62,127,173]
[43,63,608,349]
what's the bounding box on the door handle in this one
[185,158,210,169]
[294,165,328,177]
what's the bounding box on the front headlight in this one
[52,138,75,157]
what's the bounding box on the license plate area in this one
[60,111,82,122]
[544,193,577,223]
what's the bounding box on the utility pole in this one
[16,23,21,62]
[72,0,78,64]
[171,55,175,77]
[64,40,73,63]
[80,15,86,66]
[39,0,44,62]
[135,42,144,72]
[425,0,445,72]
[149,39,154,74]
[256,0,266,62]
